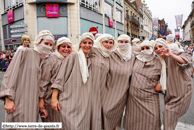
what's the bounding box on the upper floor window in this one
[104,2,113,18]
[116,9,122,22]
[4,0,23,10]
[80,0,100,12]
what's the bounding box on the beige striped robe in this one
[51,52,93,130]
[132,46,141,52]
[163,51,193,130]
[0,48,42,123]
[89,48,110,130]
[123,57,162,130]
[102,50,135,130]
[39,54,62,123]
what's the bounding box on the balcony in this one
[126,15,140,25]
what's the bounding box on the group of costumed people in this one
[0,30,193,130]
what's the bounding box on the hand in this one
[39,98,44,112]
[51,99,60,113]
[155,83,162,92]
[163,48,172,57]
[40,109,48,118]
[4,97,15,114]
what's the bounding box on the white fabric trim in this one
[77,48,89,84]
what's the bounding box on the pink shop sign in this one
[7,10,14,23]
[46,4,59,18]
[109,18,113,27]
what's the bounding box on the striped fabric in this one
[123,57,162,130]
[51,52,93,130]
[163,51,193,130]
[132,46,141,52]
[102,50,135,130]
[39,54,62,124]
[89,48,110,130]
[0,48,42,124]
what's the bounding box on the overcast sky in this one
[143,0,193,38]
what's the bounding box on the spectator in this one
[16,35,31,53]
[0,51,10,71]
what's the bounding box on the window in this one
[80,0,100,12]
[4,0,23,10]
[116,9,122,22]
[104,2,112,18]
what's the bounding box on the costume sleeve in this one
[0,49,25,101]
[177,52,192,70]
[51,54,75,92]
[39,58,52,98]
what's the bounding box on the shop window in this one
[104,2,113,18]
[80,0,100,12]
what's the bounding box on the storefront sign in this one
[5,40,12,44]
[7,10,14,23]
[89,27,98,36]
[10,24,28,29]
[109,18,113,27]
[46,4,59,18]
[11,29,28,33]
[11,39,22,42]
[11,34,23,38]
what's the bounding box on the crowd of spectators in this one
[0,49,15,71]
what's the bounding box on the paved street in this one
[0,71,194,130]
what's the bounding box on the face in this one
[102,39,114,51]
[58,43,72,57]
[23,38,30,46]
[154,44,166,57]
[80,38,93,54]
[118,40,128,44]
[141,46,150,51]
[40,39,53,47]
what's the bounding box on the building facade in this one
[142,0,152,40]
[0,0,124,50]
[124,0,140,39]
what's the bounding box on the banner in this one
[175,14,183,28]
[152,18,158,31]
[7,10,14,23]
[175,29,180,38]
[46,4,59,18]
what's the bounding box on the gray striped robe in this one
[51,52,93,130]
[123,57,162,130]
[163,51,193,130]
[0,48,42,123]
[102,50,135,130]
[39,54,62,124]
[89,48,109,130]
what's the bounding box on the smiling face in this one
[58,43,72,57]
[39,39,53,47]
[154,44,166,57]
[80,38,93,55]
[102,39,114,50]
[23,38,30,47]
